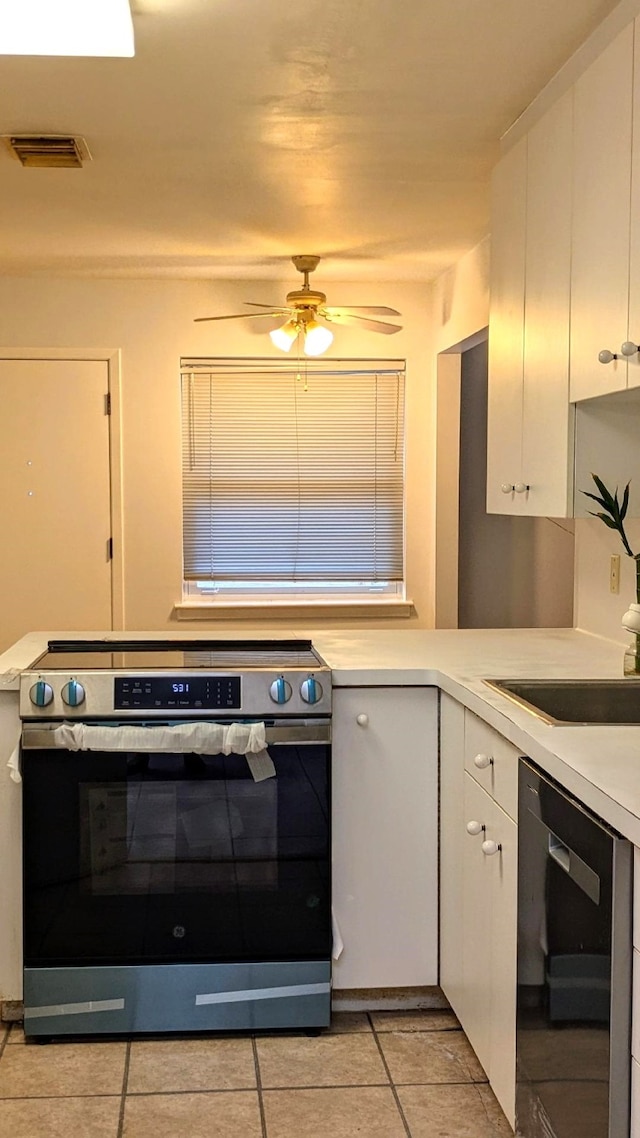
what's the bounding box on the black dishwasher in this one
[516,759,632,1138]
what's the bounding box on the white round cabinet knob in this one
[514,482,529,494]
[501,483,514,494]
[466,820,485,836]
[473,752,493,770]
[356,714,369,727]
[621,341,640,357]
[482,839,501,856]
[598,348,617,364]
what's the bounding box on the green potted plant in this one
[581,474,640,674]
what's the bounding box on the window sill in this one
[173,599,415,621]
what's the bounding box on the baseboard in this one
[1,1001,23,1023]
[4,987,450,1022]
[331,986,449,1012]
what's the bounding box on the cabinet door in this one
[487,136,527,514]
[332,686,438,989]
[462,773,517,1126]
[625,17,640,391]
[570,24,634,401]
[461,773,494,1075]
[521,91,573,517]
[632,1058,640,1138]
[439,693,466,1012]
[487,793,517,1127]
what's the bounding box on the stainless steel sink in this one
[484,677,640,725]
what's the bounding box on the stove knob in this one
[29,680,53,708]
[62,679,86,707]
[301,676,323,705]
[269,677,293,704]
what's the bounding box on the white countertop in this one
[3,626,640,844]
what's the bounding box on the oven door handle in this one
[21,720,331,749]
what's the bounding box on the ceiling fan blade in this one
[193,311,286,323]
[243,302,291,312]
[322,305,401,317]
[322,312,403,334]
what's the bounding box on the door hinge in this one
[104,392,111,415]
[107,537,113,560]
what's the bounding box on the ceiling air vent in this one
[3,134,91,168]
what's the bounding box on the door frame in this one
[0,347,125,630]
[434,329,488,629]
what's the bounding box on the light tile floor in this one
[0,1009,513,1137]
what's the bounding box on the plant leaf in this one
[621,481,630,521]
[596,514,619,530]
[591,474,616,511]
[581,490,609,510]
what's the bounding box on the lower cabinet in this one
[440,693,519,1127]
[332,685,439,990]
[462,773,517,1123]
[628,1056,633,1138]
[633,848,640,1136]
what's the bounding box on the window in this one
[180,358,406,603]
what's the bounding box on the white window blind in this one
[181,358,405,584]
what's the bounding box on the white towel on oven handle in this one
[52,720,268,757]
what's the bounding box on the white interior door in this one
[0,358,112,652]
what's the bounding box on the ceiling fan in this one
[194,254,403,356]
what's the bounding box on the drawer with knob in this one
[463,711,521,821]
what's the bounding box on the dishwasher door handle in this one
[546,829,601,906]
[548,835,571,873]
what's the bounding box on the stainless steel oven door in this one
[22,720,331,970]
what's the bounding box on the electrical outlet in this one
[610,554,621,594]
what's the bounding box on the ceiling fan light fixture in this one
[303,319,333,357]
[269,318,300,353]
[0,0,135,57]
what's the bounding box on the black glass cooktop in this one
[32,639,325,671]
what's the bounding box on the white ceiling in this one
[0,0,622,282]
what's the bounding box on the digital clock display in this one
[114,676,241,710]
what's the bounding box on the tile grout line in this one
[369,1016,413,1138]
[116,1040,131,1138]
[251,1036,268,1138]
[475,1083,501,1138]
[0,1078,487,1101]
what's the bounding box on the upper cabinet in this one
[488,16,640,516]
[486,139,526,514]
[626,23,640,394]
[570,24,636,401]
[487,92,573,516]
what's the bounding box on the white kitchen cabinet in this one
[628,1056,633,1138]
[570,23,636,402]
[487,92,573,516]
[625,21,640,397]
[332,686,438,990]
[632,848,640,1137]
[440,702,520,1126]
[486,136,526,514]
[464,709,519,821]
[439,693,466,1014]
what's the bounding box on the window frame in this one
[179,356,408,608]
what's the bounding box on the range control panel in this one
[19,668,331,719]
[114,676,241,710]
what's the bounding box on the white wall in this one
[0,275,436,632]
[432,236,490,354]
